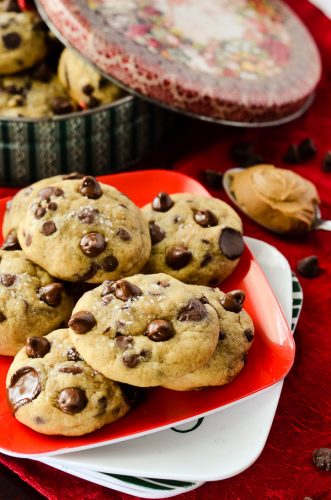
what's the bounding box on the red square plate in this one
[0,170,295,457]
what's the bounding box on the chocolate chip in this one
[166,245,192,270]
[199,295,209,304]
[2,232,20,250]
[8,367,41,413]
[221,290,245,313]
[38,283,63,307]
[219,228,244,260]
[82,84,94,95]
[62,172,85,180]
[79,176,102,199]
[38,186,64,199]
[145,319,174,341]
[219,330,226,340]
[3,0,20,12]
[200,253,212,268]
[177,298,207,321]
[59,366,83,374]
[193,209,218,227]
[283,144,300,164]
[313,448,331,471]
[2,32,21,49]
[57,388,87,414]
[111,280,143,301]
[101,255,118,272]
[244,328,254,342]
[51,96,74,115]
[68,311,96,334]
[0,274,15,287]
[33,206,46,219]
[0,312,6,322]
[67,347,83,362]
[115,335,133,349]
[201,169,223,189]
[78,208,99,224]
[41,221,57,236]
[26,337,51,358]
[322,152,331,172]
[101,280,116,297]
[25,233,32,246]
[80,233,106,257]
[48,202,57,211]
[297,255,321,278]
[230,142,254,162]
[152,192,174,212]
[33,416,44,425]
[149,221,165,244]
[299,138,316,160]
[116,228,131,241]
[122,353,139,368]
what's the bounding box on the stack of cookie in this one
[2,173,254,436]
[0,1,123,118]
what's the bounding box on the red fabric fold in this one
[0,0,330,498]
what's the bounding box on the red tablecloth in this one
[0,0,331,498]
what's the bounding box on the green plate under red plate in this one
[0,170,295,456]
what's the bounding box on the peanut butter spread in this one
[229,164,320,233]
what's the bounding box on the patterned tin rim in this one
[35,0,321,126]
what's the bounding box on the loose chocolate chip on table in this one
[51,96,74,115]
[41,221,57,236]
[145,319,175,341]
[59,366,83,374]
[82,84,94,96]
[201,169,223,189]
[116,228,132,241]
[115,334,133,349]
[297,255,321,278]
[177,298,207,321]
[26,336,51,358]
[78,208,99,224]
[122,353,139,368]
[152,192,174,212]
[166,245,192,270]
[67,347,82,362]
[38,283,63,307]
[193,209,218,227]
[322,152,331,172]
[219,227,244,260]
[0,274,16,287]
[2,232,20,250]
[299,138,317,160]
[8,367,41,413]
[0,312,6,322]
[57,387,87,414]
[2,32,21,49]
[244,329,254,342]
[312,448,331,471]
[80,232,106,257]
[79,176,102,199]
[101,255,119,272]
[111,279,143,301]
[149,221,165,244]
[221,290,245,313]
[283,144,300,164]
[68,311,96,334]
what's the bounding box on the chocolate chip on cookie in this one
[116,228,131,241]
[68,311,96,334]
[8,367,41,413]
[67,347,83,361]
[101,255,119,272]
[145,319,174,341]
[38,283,63,307]
[177,298,207,321]
[26,337,51,358]
[109,279,143,301]
[78,208,99,224]
[218,228,244,260]
[2,232,20,250]
[80,233,106,257]
[57,387,87,414]
[149,221,165,244]
[79,176,102,199]
[0,274,16,287]
[166,245,192,270]
[152,192,174,212]
[193,209,218,227]
[41,221,57,236]
[221,290,245,313]
[2,31,21,49]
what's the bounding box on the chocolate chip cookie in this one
[163,286,254,390]
[0,250,73,356]
[3,173,84,244]
[6,328,130,435]
[58,48,123,109]
[142,192,244,286]
[0,12,48,74]
[68,273,219,387]
[17,176,151,282]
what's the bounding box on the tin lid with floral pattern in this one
[35,0,321,125]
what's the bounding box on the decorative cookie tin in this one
[36,0,321,125]
[0,96,173,186]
